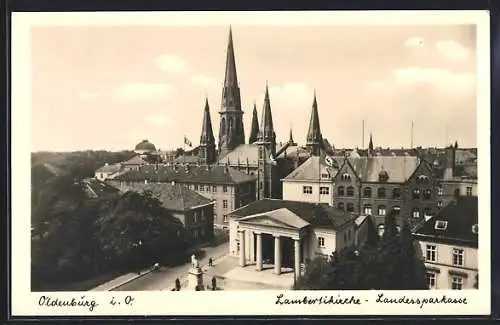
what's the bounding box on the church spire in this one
[306,90,324,156]
[368,133,374,152]
[223,26,238,90]
[258,83,275,144]
[199,97,216,164]
[249,101,260,144]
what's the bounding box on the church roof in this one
[113,164,256,185]
[343,156,420,183]
[200,98,215,145]
[283,155,338,181]
[218,144,259,166]
[230,199,356,230]
[113,182,214,212]
[248,102,260,144]
[276,145,310,159]
[414,196,478,248]
[306,92,324,147]
[257,83,275,142]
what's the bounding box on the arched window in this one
[413,188,421,199]
[338,202,345,210]
[423,189,432,200]
[363,187,372,198]
[392,188,401,199]
[412,208,420,218]
[416,175,429,184]
[378,205,386,216]
[341,173,351,181]
[378,224,385,237]
[347,203,354,212]
[393,206,401,215]
[338,186,345,196]
[377,187,386,198]
[347,186,354,197]
[363,204,372,215]
[396,225,401,233]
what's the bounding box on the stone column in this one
[274,235,281,275]
[256,232,263,271]
[239,230,246,267]
[294,238,301,280]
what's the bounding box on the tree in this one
[175,278,181,291]
[174,148,185,158]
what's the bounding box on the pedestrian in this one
[208,257,213,267]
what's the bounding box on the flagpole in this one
[183,135,186,165]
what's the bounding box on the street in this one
[114,241,229,291]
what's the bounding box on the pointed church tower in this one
[248,102,260,144]
[256,83,277,200]
[218,26,245,157]
[368,133,374,155]
[289,127,297,146]
[306,91,324,156]
[199,98,216,164]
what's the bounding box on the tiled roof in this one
[121,155,148,166]
[113,164,256,185]
[173,155,202,164]
[276,145,311,159]
[96,163,122,173]
[218,144,259,166]
[113,182,213,212]
[344,156,420,183]
[283,155,338,181]
[82,178,120,198]
[413,196,478,247]
[230,199,356,230]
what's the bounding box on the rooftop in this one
[230,198,356,230]
[218,144,259,166]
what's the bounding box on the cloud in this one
[144,114,172,127]
[436,40,471,62]
[155,54,187,73]
[393,67,475,90]
[190,74,219,89]
[367,80,387,92]
[405,37,425,48]
[113,82,175,102]
[267,82,314,109]
[77,91,100,100]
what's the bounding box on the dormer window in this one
[341,173,351,181]
[378,171,389,183]
[321,172,330,179]
[434,220,448,231]
[472,224,478,234]
[416,175,429,184]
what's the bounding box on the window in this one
[337,186,345,196]
[193,213,198,223]
[377,187,386,198]
[437,201,443,208]
[413,188,421,199]
[223,215,228,223]
[434,220,448,230]
[199,185,204,192]
[303,186,313,194]
[223,200,228,209]
[393,206,401,214]
[212,185,217,193]
[258,147,264,159]
[412,208,420,218]
[426,245,437,262]
[416,175,429,183]
[392,188,402,199]
[424,207,433,219]
[321,173,329,179]
[466,187,473,196]
[319,187,329,195]
[378,224,385,237]
[341,173,351,181]
[347,186,354,197]
[437,187,443,196]
[318,237,325,247]
[378,205,386,216]
[452,248,464,266]
[426,272,437,289]
[194,184,199,191]
[423,189,432,200]
[347,203,354,212]
[363,205,372,215]
[205,185,211,192]
[338,202,345,210]
[363,187,372,198]
[451,276,463,290]
[396,225,401,233]
[223,185,228,193]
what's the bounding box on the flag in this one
[184,136,192,147]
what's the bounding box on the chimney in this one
[443,144,456,181]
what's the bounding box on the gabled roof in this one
[239,208,310,229]
[230,199,356,230]
[173,155,202,164]
[113,182,213,212]
[121,155,148,166]
[113,164,256,185]
[218,144,259,166]
[336,156,420,183]
[413,196,478,247]
[96,163,122,173]
[283,155,338,181]
[82,178,120,198]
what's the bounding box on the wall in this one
[309,228,337,258]
[418,239,478,289]
[282,181,333,204]
[336,225,356,252]
[228,218,239,257]
[440,180,478,208]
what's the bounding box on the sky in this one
[30,24,477,152]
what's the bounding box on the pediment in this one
[239,215,296,229]
[238,208,310,230]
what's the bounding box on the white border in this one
[11,10,491,316]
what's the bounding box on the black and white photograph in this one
[11,10,490,316]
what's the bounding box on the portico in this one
[236,208,309,280]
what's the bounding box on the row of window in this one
[425,245,465,266]
[426,272,465,290]
[303,186,330,195]
[193,184,229,193]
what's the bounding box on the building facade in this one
[413,196,478,290]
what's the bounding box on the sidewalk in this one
[90,268,154,291]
